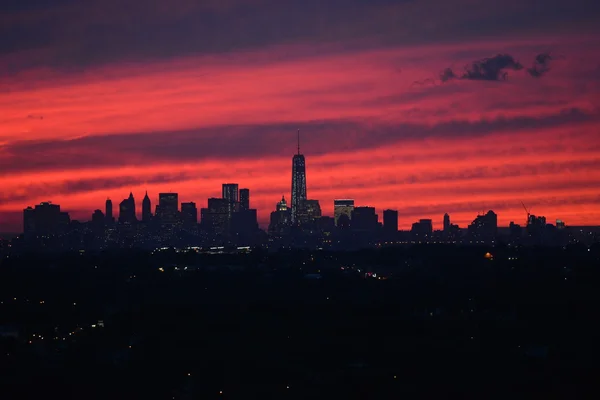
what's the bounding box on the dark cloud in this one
[1,108,596,175]
[439,68,457,82]
[527,52,564,77]
[2,0,599,72]
[441,54,524,82]
[27,114,44,120]
[436,52,568,83]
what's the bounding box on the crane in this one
[521,202,531,226]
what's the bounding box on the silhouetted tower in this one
[119,192,136,224]
[239,188,250,211]
[383,209,399,232]
[291,130,307,224]
[142,191,152,222]
[128,192,136,220]
[105,198,113,222]
[443,213,450,232]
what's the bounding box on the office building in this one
[351,206,378,231]
[222,183,239,204]
[118,192,136,224]
[156,193,179,225]
[23,202,69,235]
[181,202,198,226]
[201,198,230,234]
[443,213,450,232]
[297,199,322,225]
[239,188,250,211]
[105,198,113,223]
[334,199,354,226]
[383,209,398,232]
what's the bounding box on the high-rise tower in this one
[142,191,152,222]
[105,198,113,222]
[291,130,307,224]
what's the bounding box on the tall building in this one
[118,192,136,224]
[297,199,322,225]
[383,209,398,232]
[269,196,291,234]
[201,198,230,234]
[181,202,198,226]
[222,183,239,216]
[105,198,113,223]
[334,199,354,226]
[443,213,450,232]
[91,209,105,233]
[23,207,36,235]
[222,183,239,204]
[23,202,69,235]
[351,206,378,231]
[142,191,152,222]
[468,211,498,243]
[239,188,250,211]
[156,193,179,225]
[291,130,307,224]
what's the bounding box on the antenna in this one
[297,129,300,155]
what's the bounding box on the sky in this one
[1,0,600,231]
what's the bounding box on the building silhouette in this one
[156,193,179,226]
[383,209,398,233]
[297,199,322,226]
[351,206,378,232]
[443,213,450,232]
[118,192,136,224]
[291,130,307,224]
[105,198,113,223]
[23,202,70,236]
[142,191,152,222]
[411,219,433,240]
[181,202,198,226]
[201,198,230,234]
[269,196,291,234]
[334,199,354,226]
[468,211,498,243]
[239,188,250,211]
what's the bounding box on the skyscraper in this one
[156,193,179,225]
[239,188,250,211]
[443,213,450,232]
[351,206,378,231]
[383,209,398,232]
[105,198,113,222]
[118,192,136,224]
[142,191,152,222]
[222,183,239,216]
[291,130,307,224]
[181,202,198,225]
[222,184,239,203]
[334,199,354,226]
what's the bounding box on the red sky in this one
[1,0,600,231]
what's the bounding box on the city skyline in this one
[2,1,600,232]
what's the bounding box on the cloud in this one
[439,68,457,83]
[526,52,563,77]
[440,54,524,82]
[1,108,596,175]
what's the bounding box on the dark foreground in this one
[0,245,598,399]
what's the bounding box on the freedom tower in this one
[291,130,307,224]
